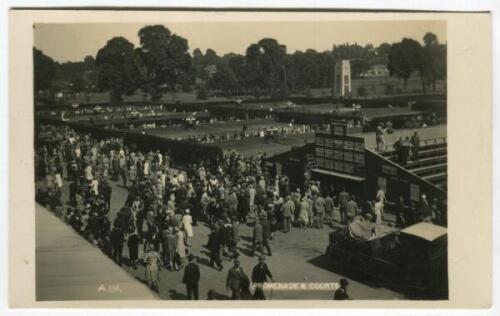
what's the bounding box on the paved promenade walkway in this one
[35,203,158,301]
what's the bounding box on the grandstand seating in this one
[379,139,447,190]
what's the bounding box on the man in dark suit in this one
[182,254,201,300]
[110,225,124,266]
[100,179,112,213]
[251,256,274,299]
[333,278,350,300]
[207,226,223,270]
[69,181,77,204]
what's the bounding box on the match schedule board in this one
[315,132,365,178]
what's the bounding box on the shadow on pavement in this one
[307,254,409,298]
[307,254,377,287]
[208,290,231,300]
[169,289,188,299]
[196,256,213,268]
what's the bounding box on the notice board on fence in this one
[315,131,366,178]
[410,183,420,201]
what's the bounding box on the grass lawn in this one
[308,76,446,98]
[57,76,445,106]
[134,118,291,139]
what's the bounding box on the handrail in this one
[368,136,447,152]
[365,148,446,195]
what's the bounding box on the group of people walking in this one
[35,123,444,300]
[34,124,283,299]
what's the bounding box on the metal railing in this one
[368,136,447,153]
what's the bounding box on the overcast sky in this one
[34,20,446,63]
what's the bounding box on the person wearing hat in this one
[182,254,200,300]
[175,226,187,270]
[226,189,239,215]
[324,193,335,225]
[144,243,163,293]
[100,178,112,213]
[291,188,301,219]
[374,199,384,225]
[207,226,223,271]
[333,278,351,300]
[127,230,140,269]
[338,187,350,225]
[226,259,250,300]
[251,256,274,300]
[155,150,163,168]
[346,195,360,224]
[206,289,217,300]
[110,224,125,266]
[68,207,83,232]
[418,194,431,220]
[68,180,78,205]
[164,226,178,271]
[182,209,193,247]
[314,193,326,229]
[260,212,272,256]
[248,184,256,216]
[281,195,295,233]
[376,123,386,152]
[252,218,264,257]
[298,196,310,229]
[230,217,241,257]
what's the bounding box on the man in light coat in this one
[281,195,295,233]
[314,194,326,229]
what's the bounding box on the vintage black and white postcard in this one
[8,9,492,309]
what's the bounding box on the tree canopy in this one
[95,36,140,102]
[387,32,446,92]
[34,48,57,93]
[136,25,192,101]
[34,26,447,102]
[419,33,446,92]
[387,38,422,87]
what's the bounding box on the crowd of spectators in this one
[35,123,446,296]
[39,104,174,122]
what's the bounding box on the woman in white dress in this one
[182,210,193,246]
[374,201,384,225]
[175,227,187,269]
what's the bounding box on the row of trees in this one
[202,40,391,98]
[34,48,98,98]
[34,25,446,102]
[388,33,446,93]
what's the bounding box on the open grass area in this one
[58,76,445,105]
[130,118,313,157]
[218,134,314,157]
[308,77,446,98]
